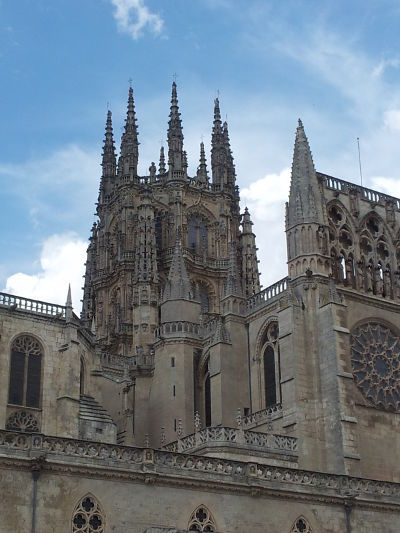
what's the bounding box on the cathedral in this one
[0,83,399,532]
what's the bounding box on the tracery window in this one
[8,335,43,409]
[350,322,400,411]
[72,495,104,533]
[261,321,280,408]
[188,215,208,254]
[327,203,355,287]
[6,410,39,432]
[188,506,216,532]
[291,516,313,533]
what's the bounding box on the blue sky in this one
[1,0,400,308]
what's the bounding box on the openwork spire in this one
[167,81,185,179]
[287,119,323,227]
[223,120,236,187]
[240,207,261,296]
[223,242,243,297]
[196,141,209,186]
[163,235,192,301]
[101,110,116,179]
[159,145,166,174]
[211,97,225,186]
[118,86,139,180]
[242,206,253,233]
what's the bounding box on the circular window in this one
[350,322,400,411]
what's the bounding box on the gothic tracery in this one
[188,506,216,532]
[350,322,400,411]
[72,495,105,533]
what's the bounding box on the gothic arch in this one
[290,516,313,533]
[188,505,217,532]
[72,494,105,533]
[186,204,216,224]
[192,277,217,313]
[8,333,44,410]
[254,316,279,361]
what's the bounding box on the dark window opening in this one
[264,345,277,407]
[205,373,211,427]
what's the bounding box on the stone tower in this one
[81,83,261,445]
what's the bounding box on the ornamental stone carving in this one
[350,322,400,411]
[6,410,40,432]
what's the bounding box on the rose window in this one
[350,323,400,411]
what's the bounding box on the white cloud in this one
[370,176,400,198]
[3,233,87,312]
[383,109,400,131]
[0,144,99,230]
[111,0,164,39]
[372,58,400,78]
[241,168,290,288]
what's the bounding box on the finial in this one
[298,118,303,128]
[66,284,72,307]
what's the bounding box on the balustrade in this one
[0,292,66,318]
[246,278,289,312]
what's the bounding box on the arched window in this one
[72,495,105,533]
[291,516,313,533]
[260,321,280,408]
[264,345,276,407]
[204,360,212,427]
[188,506,216,532]
[188,215,208,254]
[80,358,85,396]
[8,335,43,409]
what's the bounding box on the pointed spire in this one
[223,120,236,187]
[196,141,209,186]
[66,284,72,307]
[102,110,116,179]
[242,207,253,233]
[211,98,226,186]
[223,242,243,297]
[118,86,139,181]
[167,82,185,179]
[287,119,322,227]
[66,284,73,321]
[163,235,192,301]
[159,145,166,174]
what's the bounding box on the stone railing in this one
[162,247,229,270]
[163,426,297,455]
[100,352,155,371]
[246,277,289,312]
[155,321,201,339]
[0,430,399,502]
[320,172,400,210]
[242,404,283,428]
[0,292,66,319]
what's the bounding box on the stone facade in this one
[0,85,399,532]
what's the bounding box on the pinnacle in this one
[163,235,192,301]
[66,283,72,307]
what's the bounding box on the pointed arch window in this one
[260,321,280,408]
[291,516,313,533]
[188,215,208,254]
[72,495,104,533]
[188,506,216,532]
[8,335,43,409]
